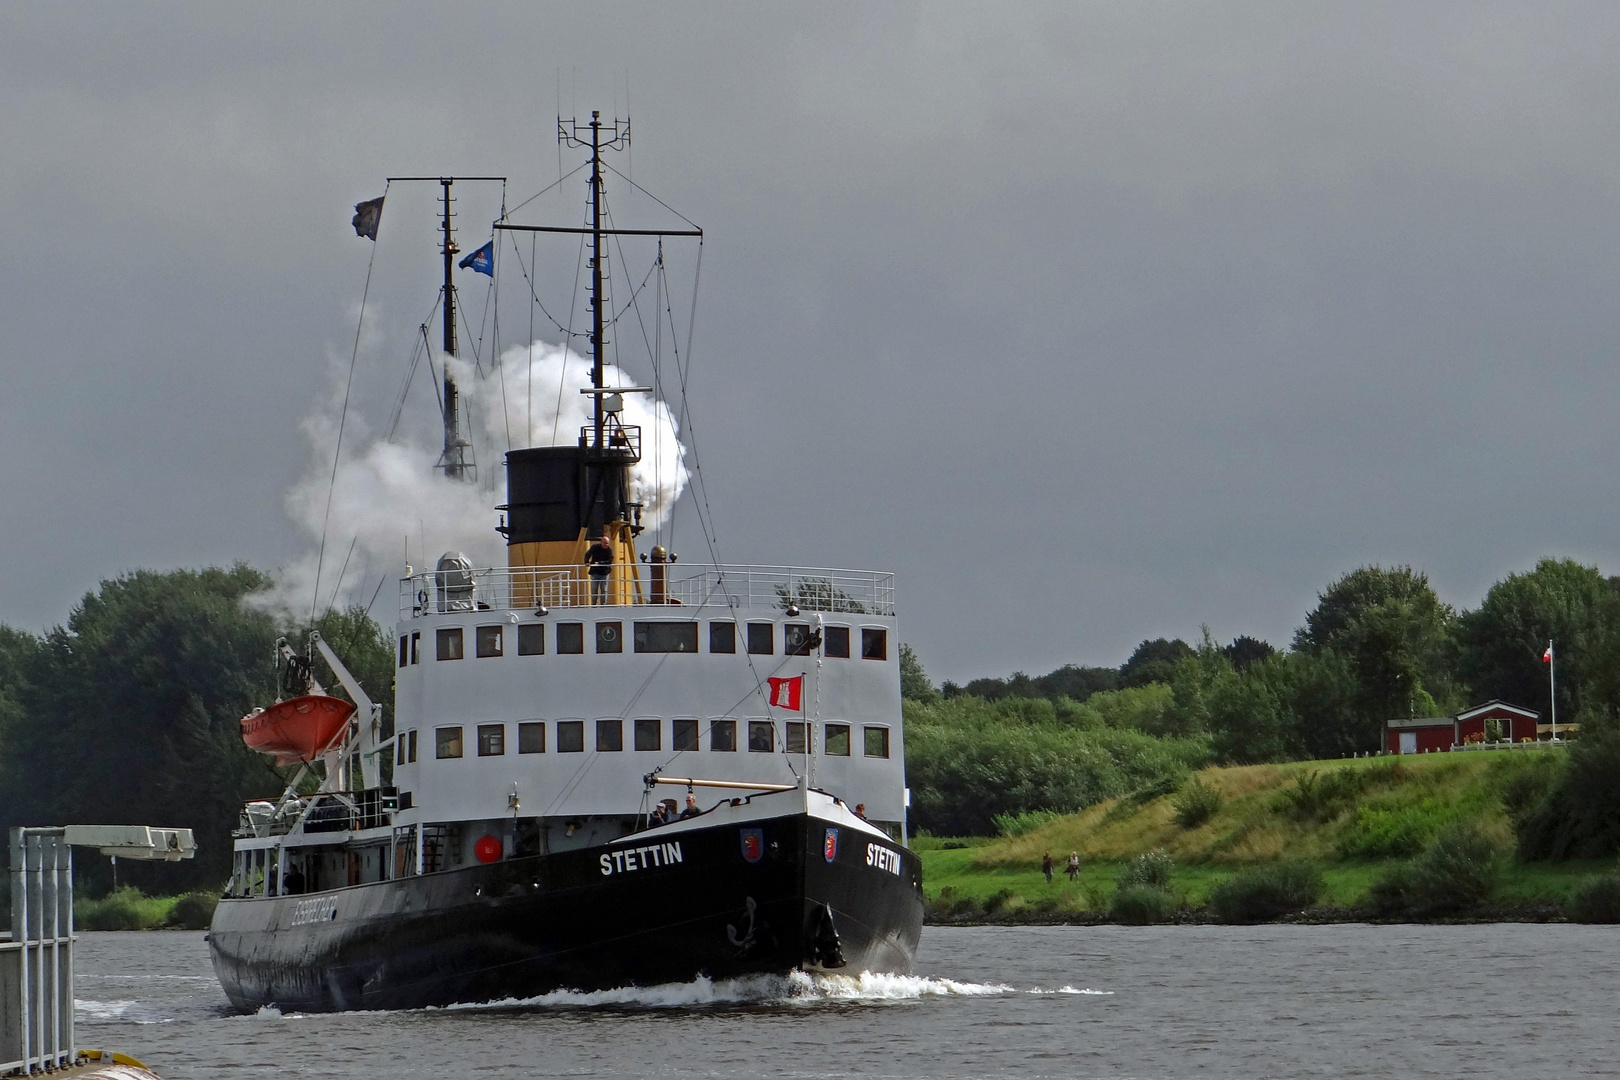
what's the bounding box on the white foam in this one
[442,970,1092,1010]
[73,999,174,1024]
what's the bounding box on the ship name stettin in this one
[600,842,685,876]
[866,843,902,876]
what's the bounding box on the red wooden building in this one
[1385,699,1541,754]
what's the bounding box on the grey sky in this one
[4,3,1620,683]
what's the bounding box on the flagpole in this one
[1549,639,1557,742]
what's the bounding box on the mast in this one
[589,113,607,452]
[438,177,472,482]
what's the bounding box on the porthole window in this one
[596,621,623,654]
[824,723,851,757]
[557,720,585,753]
[634,718,661,751]
[477,724,505,756]
[476,625,503,658]
[709,621,736,653]
[824,626,850,658]
[435,726,464,759]
[861,627,887,661]
[711,719,737,752]
[746,622,774,655]
[748,720,775,753]
[786,721,808,754]
[518,721,545,754]
[672,718,699,752]
[436,627,464,661]
[518,623,545,655]
[864,726,890,758]
[596,719,623,752]
[557,622,584,654]
[784,623,813,656]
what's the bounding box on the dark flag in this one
[458,239,495,276]
[351,196,385,240]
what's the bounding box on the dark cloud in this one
[4,3,1619,681]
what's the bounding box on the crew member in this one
[585,535,614,605]
[680,792,701,819]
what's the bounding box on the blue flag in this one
[458,240,494,276]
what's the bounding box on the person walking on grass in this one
[1042,852,1054,884]
[1066,851,1080,882]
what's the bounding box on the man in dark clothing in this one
[1041,852,1054,883]
[585,535,614,605]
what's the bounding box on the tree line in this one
[0,566,393,892]
[902,558,1620,844]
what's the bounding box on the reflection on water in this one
[76,924,1620,1079]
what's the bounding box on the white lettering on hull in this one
[865,843,902,876]
[289,896,339,926]
[600,841,684,877]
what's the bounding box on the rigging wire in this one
[311,180,388,627]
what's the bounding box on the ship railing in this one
[400,564,895,618]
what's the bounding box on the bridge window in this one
[711,719,737,752]
[557,721,584,753]
[397,731,407,765]
[824,626,850,658]
[596,621,623,654]
[557,622,584,654]
[518,623,544,655]
[673,718,699,751]
[749,720,775,753]
[747,623,774,655]
[435,726,463,759]
[436,627,464,661]
[518,721,545,753]
[786,721,807,754]
[825,723,851,756]
[399,635,409,667]
[709,621,736,653]
[410,631,420,664]
[861,628,887,661]
[476,625,503,658]
[784,623,813,656]
[635,718,661,751]
[407,730,417,762]
[596,719,623,752]
[477,724,505,756]
[864,726,890,758]
[636,621,699,653]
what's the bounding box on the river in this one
[75,923,1618,1078]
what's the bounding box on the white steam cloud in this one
[264,338,688,618]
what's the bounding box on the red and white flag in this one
[1543,644,1554,664]
[767,675,803,711]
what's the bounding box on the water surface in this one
[76,924,1619,1078]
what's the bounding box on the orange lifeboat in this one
[240,694,356,765]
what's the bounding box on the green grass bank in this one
[915,748,1619,923]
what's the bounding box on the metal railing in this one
[2,829,73,1076]
[401,564,895,618]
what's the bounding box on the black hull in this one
[208,810,923,1012]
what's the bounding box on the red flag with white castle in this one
[1544,644,1554,663]
[767,675,803,711]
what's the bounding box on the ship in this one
[207,113,924,1012]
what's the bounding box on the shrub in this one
[1568,876,1620,924]
[77,887,154,931]
[992,809,1061,838]
[1335,799,1456,858]
[1110,886,1176,925]
[1364,822,1502,917]
[1275,767,1376,822]
[1172,778,1222,829]
[167,891,219,930]
[1117,851,1173,892]
[1518,730,1620,860]
[1208,863,1325,924]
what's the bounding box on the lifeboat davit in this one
[240,694,356,765]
